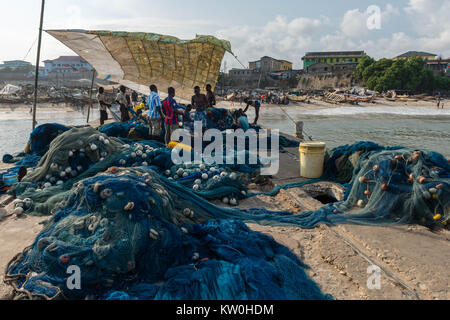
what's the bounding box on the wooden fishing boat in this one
[287,94,310,102]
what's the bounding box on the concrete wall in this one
[296,72,359,90]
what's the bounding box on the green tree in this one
[355,56,375,80]
[355,56,445,93]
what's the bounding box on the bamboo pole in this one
[32,0,45,130]
[86,69,96,123]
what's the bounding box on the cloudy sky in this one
[0,0,449,70]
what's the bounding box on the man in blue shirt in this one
[147,84,163,137]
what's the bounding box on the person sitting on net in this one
[236,109,250,131]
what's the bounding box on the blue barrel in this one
[3,172,18,186]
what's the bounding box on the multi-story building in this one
[301,51,367,72]
[426,59,449,76]
[393,51,437,61]
[43,56,93,74]
[0,60,32,70]
[229,68,254,78]
[249,56,293,72]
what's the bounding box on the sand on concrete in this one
[0,199,48,299]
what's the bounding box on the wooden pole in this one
[32,0,45,130]
[86,69,96,123]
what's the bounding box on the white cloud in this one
[340,4,400,39]
[216,16,325,70]
[264,15,325,36]
[1,0,449,74]
[340,9,368,38]
[403,0,450,56]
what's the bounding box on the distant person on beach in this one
[147,85,163,137]
[97,87,111,126]
[206,84,216,108]
[115,85,130,122]
[243,98,261,125]
[230,92,235,107]
[162,87,183,144]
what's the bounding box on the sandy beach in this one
[217,96,450,111]
[1,96,449,112]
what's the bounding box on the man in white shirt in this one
[115,85,130,122]
[97,87,111,125]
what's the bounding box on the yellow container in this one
[168,141,193,152]
[299,142,326,178]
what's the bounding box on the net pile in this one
[5,167,330,300]
[99,120,153,141]
[4,122,449,300]
[329,143,450,227]
[9,126,265,214]
[1,124,74,193]
[206,108,235,130]
[25,123,73,156]
[248,142,449,228]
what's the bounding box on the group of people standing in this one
[96,84,219,144]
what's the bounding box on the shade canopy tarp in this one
[46,30,232,101]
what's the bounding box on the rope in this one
[23,37,38,61]
[277,105,314,141]
[232,54,247,69]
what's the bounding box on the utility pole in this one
[32,0,45,130]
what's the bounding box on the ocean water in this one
[0,107,98,157]
[247,105,450,158]
[0,105,449,158]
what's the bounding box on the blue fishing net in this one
[4,121,449,300]
[5,168,330,300]
[249,142,450,228]
[27,123,72,156]
[99,120,152,141]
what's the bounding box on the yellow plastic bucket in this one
[299,142,326,178]
[168,141,193,152]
